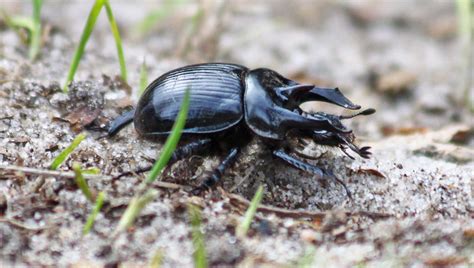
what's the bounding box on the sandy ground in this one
[0,1,473,267]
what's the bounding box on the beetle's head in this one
[297,108,375,159]
[244,68,375,159]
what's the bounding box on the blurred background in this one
[1,1,473,267]
[1,0,472,139]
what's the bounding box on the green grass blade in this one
[113,89,190,237]
[188,204,208,268]
[133,8,168,37]
[133,0,185,37]
[236,185,264,238]
[82,167,101,175]
[145,89,190,184]
[29,0,42,61]
[456,0,473,111]
[103,0,127,83]
[72,162,94,202]
[296,245,316,268]
[138,57,148,96]
[1,12,30,45]
[457,0,472,37]
[179,8,205,57]
[113,189,158,236]
[83,191,106,235]
[6,15,34,31]
[149,248,165,268]
[63,0,105,92]
[50,133,86,170]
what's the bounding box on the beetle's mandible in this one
[109,63,375,196]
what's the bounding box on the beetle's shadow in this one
[227,148,349,210]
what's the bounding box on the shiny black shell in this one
[134,63,248,136]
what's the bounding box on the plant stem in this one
[236,185,264,238]
[63,0,105,91]
[29,0,42,61]
[83,191,106,235]
[50,133,87,170]
[104,0,127,83]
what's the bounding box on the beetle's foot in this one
[97,133,110,140]
[358,146,372,159]
[111,166,152,180]
[191,185,208,195]
[350,145,371,159]
[324,170,352,200]
[112,171,134,180]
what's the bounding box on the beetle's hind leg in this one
[108,109,136,137]
[191,147,240,195]
[113,138,213,180]
[273,149,352,199]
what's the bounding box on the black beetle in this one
[109,63,375,196]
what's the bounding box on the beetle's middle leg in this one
[113,138,213,179]
[272,149,352,198]
[167,138,214,167]
[191,147,240,195]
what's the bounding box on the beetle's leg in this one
[164,138,213,171]
[191,147,240,195]
[108,109,135,137]
[272,149,352,198]
[113,138,213,179]
[276,107,351,134]
[306,129,372,159]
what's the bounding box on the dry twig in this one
[0,165,184,190]
[223,191,392,220]
[0,217,51,231]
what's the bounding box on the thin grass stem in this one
[103,0,127,83]
[296,245,316,268]
[113,89,190,237]
[236,185,264,238]
[139,57,148,96]
[188,204,208,268]
[456,0,474,111]
[63,0,105,91]
[113,189,158,236]
[132,0,186,38]
[145,89,190,184]
[29,0,42,61]
[50,133,86,170]
[149,248,165,268]
[72,162,94,202]
[82,191,106,235]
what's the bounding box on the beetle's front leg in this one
[272,149,352,198]
[192,147,240,195]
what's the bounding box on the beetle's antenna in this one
[339,108,376,120]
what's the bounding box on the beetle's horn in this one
[339,108,376,120]
[275,84,314,104]
[301,87,361,110]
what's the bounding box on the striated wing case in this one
[134,63,248,136]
